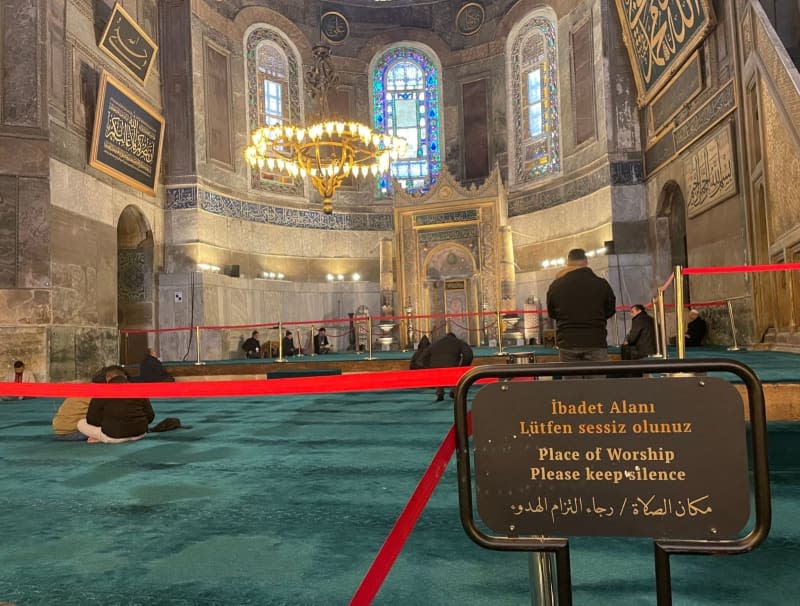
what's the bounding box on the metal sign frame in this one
[453,358,771,606]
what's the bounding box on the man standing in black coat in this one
[546,248,616,362]
[418,332,474,401]
[624,304,657,359]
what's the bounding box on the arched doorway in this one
[117,205,154,364]
[656,181,690,301]
[422,243,479,344]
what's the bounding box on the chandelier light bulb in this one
[337,274,344,281]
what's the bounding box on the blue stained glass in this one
[430,142,437,151]
[527,70,542,103]
[529,102,542,137]
[373,47,442,195]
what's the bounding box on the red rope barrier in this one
[349,413,472,605]
[0,367,473,399]
[683,262,800,275]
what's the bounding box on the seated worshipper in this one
[282,330,301,356]
[77,365,155,444]
[242,330,262,359]
[409,335,431,370]
[138,348,175,382]
[52,367,107,441]
[2,360,37,400]
[623,304,657,359]
[418,332,474,401]
[313,327,332,354]
[685,309,708,347]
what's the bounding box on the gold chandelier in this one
[244,46,406,214]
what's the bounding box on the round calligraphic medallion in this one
[456,2,485,37]
[320,11,349,46]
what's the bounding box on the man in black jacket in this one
[624,304,657,359]
[419,332,474,401]
[77,366,155,444]
[313,327,331,354]
[242,330,262,358]
[138,348,175,382]
[685,309,707,347]
[546,248,616,362]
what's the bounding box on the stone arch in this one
[656,180,689,301]
[421,242,479,343]
[117,205,154,363]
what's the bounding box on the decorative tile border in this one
[673,80,736,151]
[508,160,642,216]
[165,186,393,231]
[418,226,479,243]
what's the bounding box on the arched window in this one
[372,46,442,195]
[246,26,303,194]
[507,13,560,185]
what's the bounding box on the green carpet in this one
[1,391,798,605]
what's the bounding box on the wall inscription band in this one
[90,71,165,196]
[98,3,158,84]
[684,121,737,218]
[614,0,716,105]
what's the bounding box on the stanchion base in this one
[193,362,206,366]
[365,356,377,361]
[727,346,745,352]
[275,358,287,363]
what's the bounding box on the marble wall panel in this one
[0,288,50,325]
[50,206,117,326]
[50,160,116,226]
[2,0,44,129]
[0,326,47,383]
[0,175,17,287]
[47,325,116,382]
[17,177,51,289]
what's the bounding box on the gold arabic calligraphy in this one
[622,0,704,86]
[511,494,713,524]
[107,22,151,72]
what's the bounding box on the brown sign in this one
[98,3,158,84]
[472,377,749,539]
[90,71,165,196]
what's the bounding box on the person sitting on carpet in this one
[77,365,154,444]
[242,330,262,358]
[282,330,300,356]
[623,304,657,359]
[52,367,107,441]
[2,360,37,400]
[138,348,175,382]
[418,332,473,401]
[409,335,431,370]
[685,309,708,347]
[313,327,331,354]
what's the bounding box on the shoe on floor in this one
[449,391,455,399]
[435,395,444,402]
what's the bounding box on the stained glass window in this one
[508,14,560,184]
[246,27,303,195]
[372,46,442,195]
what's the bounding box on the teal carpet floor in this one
[1,391,798,605]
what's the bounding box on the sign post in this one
[454,359,771,605]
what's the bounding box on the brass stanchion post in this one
[651,297,663,358]
[310,324,316,356]
[276,322,286,363]
[366,312,376,360]
[495,309,505,356]
[675,265,685,359]
[658,291,668,359]
[194,326,204,365]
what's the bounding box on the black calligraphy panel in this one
[472,377,750,539]
[90,72,165,196]
[98,3,159,84]
[614,0,715,105]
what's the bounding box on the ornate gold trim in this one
[98,3,159,85]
